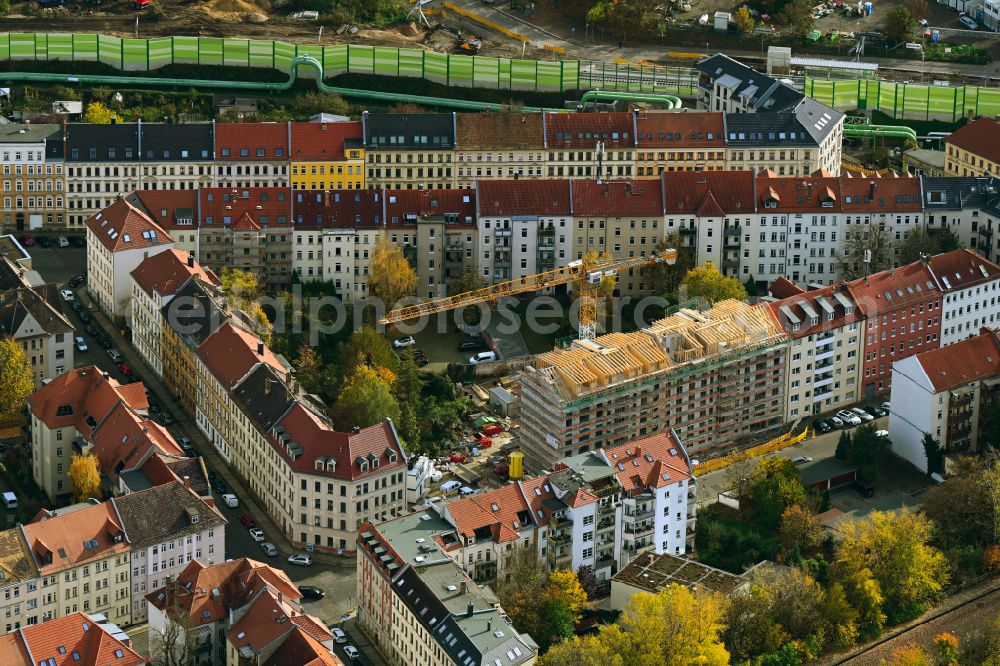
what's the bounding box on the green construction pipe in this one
[578,90,681,109]
[843,124,917,141]
[0,56,545,112]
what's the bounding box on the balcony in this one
[550,531,571,544]
[625,508,654,521]
[679,226,697,236]
[814,361,834,374]
[624,524,653,537]
[979,227,994,239]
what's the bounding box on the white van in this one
[221,493,238,508]
[440,480,461,493]
[468,351,497,365]
[2,492,17,510]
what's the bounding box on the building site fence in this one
[807,77,1000,122]
[0,32,699,95]
[693,424,810,477]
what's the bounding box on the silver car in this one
[260,542,277,557]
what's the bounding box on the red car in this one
[18,235,35,247]
[238,514,256,529]
[450,452,467,464]
[118,363,133,376]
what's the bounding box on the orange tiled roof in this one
[456,112,544,150]
[914,327,1000,392]
[846,261,940,315]
[477,180,571,217]
[231,211,262,232]
[290,121,362,162]
[601,431,692,492]
[28,366,148,430]
[928,248,1000,293]
[571,179,663,217]
[23,502,129,575]
[444,483,533,543]
[264,625,344,666]
[662,171,755,215]
[545,111,635,149]
[130,248,220,298]
[197,322,287,389]
[89,402,184,481]
[85,198,173,253]
[635,111,724,148]
[215,122,290,161]
[227,588,331,656]
[14,612,144,666]
[944,117,1000,165]
[769,276,806,299]
[766,283,862,339]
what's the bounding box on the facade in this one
[160,278,228,413]
[213,122,290,189]
[0,527,40,634]
[84,197,174,318]
[517,300,787,469]
[927,248,1000,345]
[436,431,694,583]
[0,123,64,231]
[146,557,335,666]
[129,249,219,377]
[634,111,726,175]
[454,112,546,188]
[888,328,1000,470]
[944,117,1000,177]
[363,112,456,190]
[290,120,365,191]
[357,510,537,666]
[543,111,635,180]
[0,611,145,666]
[112,479,227,622]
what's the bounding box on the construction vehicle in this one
[380,248,678,340]
[132,0,150,10]
[456,33,482,54]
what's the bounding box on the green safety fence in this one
[0,32,698,95]
[807,77,1000,122]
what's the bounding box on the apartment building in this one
[357,510,536,666]
[697,54,806,114]
[944,117,1000,177]
[290,120,365,191]
[725,100,843,177]
[214,122,290,188]
[634,111,726,175]
[0,611,145,666]
[455,112,546,188]
[848,260,942,397]
[308,190,384,294]
[125,189,199,255]
[0,528,40,634]
[0,256,74,387]
[475,179,572,284]
[920,176,1000,266]
[889,327,1000,470]
[926,248,1000,345]
[435,430,694,583]
[147,557,334,666]
[130,249,219,377]
[135,123,215,192]
[363,112,456,189]
[517,300,787,470]
[544,111,635,179]
[767,282,864,421]
[113,479,226,622]
[85,197,175,318]
[22,501,133,626]
[0,123,64,231]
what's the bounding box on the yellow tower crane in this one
[380,248,678,340]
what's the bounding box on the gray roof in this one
[697,53,804,113]
[364,112,455,150]
[231,364,295,433]
[793,97,844,145]
[921,176,993,211]
[139,123,214,161]
[0,281,73,338]
[112,480,226,550]
[66,124,139,162]
[162,278,226,346]
[0,123,62,144]
[724,97,843,148]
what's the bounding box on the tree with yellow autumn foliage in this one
[0,336,33,420]
[83,102,118,124]
[330,365,400,430]
[368,234,417,310]
[68,453,101,503]
[218,267,272,345]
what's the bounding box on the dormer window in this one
[810,317,819,326]
[792,322,801,331]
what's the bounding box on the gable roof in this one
[290,121,362,162]
[944,117,1000,166]
[696,53,804,113]
[571,179,663,216]
[476,179,571,217]
[769,276,807,299]
[455,111,544,149]
[88,401,184,482]
[545,111,634,149]
[126,189,199,231]
[231,363,296,434]
[927,248,1000,293]
[197,322,287,389]
[634,111,724,148]
[364,112,455,149]
[662,170,755,215]
[385,188,477,225]
[600,431,692,492]
[23,502,129,575]
[444,483,533,543]
[161,277,228,346]
[847,261,940,314]
[0,282,73,339]
[8,612,145,666]
[766,283,861,339]
[263,624,344,666]
[85,197,173,253]
[756,173,841,212]
[28,365,148,429]
[113,480,226,550]
[215,122,290,161]
[130,248,219,298]
[226,587,332,659]
[913,327,1000,392]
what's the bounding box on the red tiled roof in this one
[846,261,940,315]
[293,189,385,229]
[130,248,219,297]
[477,180,571,217]
[662,171,755,215]
[695,191,725,217]
[943,117,1000,165]
[928,248,1000,293]
[769,276,806,299]
[601,431,691,492]
[914,327,1000,392]
[766,284,861,339]
[518,475,556,526]
[290,121,362,162]
[85,198,173,253]
[197,322,287,389]
[198,187,292,229]
[215,122,290,161]
[634,111,724,148]
[28,365,148,430]
[545,111,635,149]
[385,188,477,226]
[232,211,262,231]
[14,612,145,666]
[756,174,841,212]
[89,401,184,482]
[571,179,663,216]
[227,588,331,656]
[838,176,922,212]
[24,502,129,575]
[444,483,532,543]
[129,190,199,230]
[264,625,344,666]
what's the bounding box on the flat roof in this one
[790,56,878,71]
[799,457,857,487]
[612,552,746,596]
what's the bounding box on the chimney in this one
[257,341,264,355]
[466,602,474,618]
[264,378,272,395]
[487,619,492,632]
[635,445,642,456]
[353,426,360,434]
[869,180,876,199]
[460,581,467,594]
[102,371,110,380]
[183,475,191,490]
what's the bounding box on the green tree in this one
[84,101,118,124]
[734,6,756,32]
[778,504,824,556]
[833,509,949,624]
[743,276,759,298]
[922,457,993,548]
[750,458,807,531]
[681,261,748,305]
[494,544,548,635]
[982,396,1000,450]
[68,453,101,503]
[820,582,859,649]
[835,430,853,460]
[835,224,894,280]
[586,0,660,43]
[338,326,399,385]
[644,235,695,301]
[0,336,34,420]
[368,234,417,310]
[848,423,891,479]
[292,343,324,396]
[922,432,944,476]
[535,594,576,651]
[0,0,11,16]
[218,267,271,345]
[330,365,400,430]
[898,227,949,264]
[885,5,917,43]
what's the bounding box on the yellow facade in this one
[290,149,366,191]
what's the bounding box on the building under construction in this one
[517,300,789,470]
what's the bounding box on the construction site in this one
[517,300,789,471]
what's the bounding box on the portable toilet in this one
[864,2,873,15]
[713,11,731,31]
[508,451,525,480]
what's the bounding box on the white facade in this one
[86,227,174,319]
[130,279,166,377]
[888,355,944,472]
[939,277,1000,345]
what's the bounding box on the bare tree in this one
[150,592,197,666]
[834,222,894,280]
[723,457,759,502]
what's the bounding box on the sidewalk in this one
[79,290,352,567]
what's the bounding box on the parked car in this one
[791,456,813,464]
[299,585,325,600]
[344,646,359,660]
[97,336,113,350]
[75,336,88,352]
[71,236,85,248]
[60,289,75,302]
[836,409,862,426]
[71,301,84,313]
[260,542,277,557]
[287,554,312,567]
[851,407,874,422]
[875,429,889,438]
[415,355,429,367]
[211,479,227,495]
[249,528,265,542]
[468,351,497,364]
[812,419,831,434]
[330,627,348,644]
[458,340,486,352]
[238,514,256,529]
[118,363,133,376]
[221,493,238,508]
[393,336,416,348]
[107,349,123,363]
[881,402,891,413]
[77,311,91,324]
[827,416,844,429]
[56,236,69,248]
[37,236,51,248]
[157,412,173,425]
[960,13,978,29]
[68,274,85,287]
[85,324,99,337]
[862,405,882,418]
[177,436,194,455]
[18,235,35,247]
